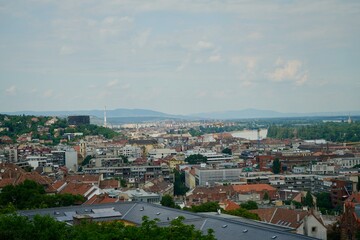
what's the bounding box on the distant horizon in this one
[2,107,360,117]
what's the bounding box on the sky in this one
[0,0,359,115]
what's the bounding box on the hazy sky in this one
[1,0,359,115]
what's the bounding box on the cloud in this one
[208,55,222,63]
[106,79,119,87]
[269,58,308,86]
[59,46,74,55]
[230,56,258,71]
[134,29,151,47]
[5,85,16,95]
[195,40,215,51]
[43,89,54,98]
[121,83,131,90]
[176,54,191,72]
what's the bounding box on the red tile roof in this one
[84,193,118,205]
[232,184,276,193]
[220,199,240,211]
[250,208,308,228]
[60,182,94,197]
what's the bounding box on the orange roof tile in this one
[232,184,276,193]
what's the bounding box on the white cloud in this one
[43,89,54,98]
[5,85,16,95]
[134,29,151,47]
[59,45,74,55]
[195,40,214,50]
[230,56,258,72]
[176,54,191,72]
[208,55,222,63]
[269,58,308,85]
[121,83,131,89]
[106,79,119,87]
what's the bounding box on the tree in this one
[221,148,232,155]
[316,192,332,213]
[186,202,220,213]
[272,159,281,174]
[120,155,129,164]
[225,208,260,220]
[240,201,258,210]
[185,154,207,164]
[0,180,85,210]
[160,195,176,208]
[263,191,270,201]
[304,191,314,208]
[174,169,189,196]
[0,214,216,240]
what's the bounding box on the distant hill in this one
[3,108,182,119]
[3,108,360,122]
[191,108,360,119]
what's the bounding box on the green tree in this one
[0,214,216,240]
[263,192,270,201]
[240,201,258,210]
[221,148,232,155]
[186,202,220,213]
[160,195,176,208]
[316,192,332,213]
[174,169,189,196]
[185,154,207,164]
[225,208,260,220]
[272,158,281,174]
[304,191,314,208]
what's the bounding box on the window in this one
[312,227,317,232]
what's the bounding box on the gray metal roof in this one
[19,202,317,240]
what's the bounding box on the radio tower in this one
[104,106,107,128]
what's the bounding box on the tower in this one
[104,106,107,128]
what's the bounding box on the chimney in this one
[297,213,300,223]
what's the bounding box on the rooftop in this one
[19,202,317,240]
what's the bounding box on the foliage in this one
[160,195,176,208]
[174,169,189,196]
[120,155,129,164]
[225,208,260,221]
[0,114,121,145]
[267,122,360,142]
[0,180,85,210]
[221,148,232,155]
[291,200,303,209]
[316,192,333,213]
[272,159,281,174]
[240,201,258,210]
[304,191,314,208]
[0,214,216,240]
[185,154,207,164]
[185,202,220,213]
[263,192,269,201]
[81,155,94,166]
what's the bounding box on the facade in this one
[194,167,243,186]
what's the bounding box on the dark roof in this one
[19,202,317,240]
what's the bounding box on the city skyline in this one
[1,1,359,115]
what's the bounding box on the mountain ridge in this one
[2,108,360,121]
